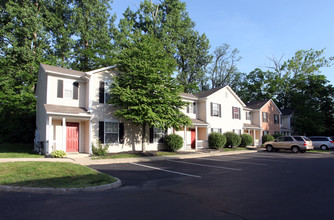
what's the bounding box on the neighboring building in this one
[35,64,293,154]
[246,100,282,145]
[280,109,293,136]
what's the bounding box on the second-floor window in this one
[211,102,221,117]
[232,107,241,119]
[274,114,279,124]
[262,112,268,122]
[186,102,196,114]
[246,111,252,120]
[99,81,111,104]
[57,79,78,100]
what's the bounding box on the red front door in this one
[191,129,196,149]
[66,122,79,152]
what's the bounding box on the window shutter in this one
[99,81,105,103]
[73,82,79,100]
[99,121,104,144]
[219,104,221,117]
[57,80,63,98]
[210,102,213,116]
[149,126,154,143]
[232,107,234,119]
[211,128,213,133]
[219,128,222,134]
[119,123,124,144]
[186,104,189,113]
[238,108,241,120]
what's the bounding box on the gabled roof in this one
[40,63,84,77]
[180,92,198,100]
[195,86,224,98]
[246,100,269,109]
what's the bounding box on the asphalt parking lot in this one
[1,151,334,220]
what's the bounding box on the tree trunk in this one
[142,122,147,153]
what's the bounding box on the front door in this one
[66,122,79,152]
[191,129,196,149]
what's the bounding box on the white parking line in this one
[166,160,242,171]
[130,162,201,178]
[220,155,286,162]
[197,157,267,166]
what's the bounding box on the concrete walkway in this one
[0,148,260,166]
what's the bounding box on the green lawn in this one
[0,143,44,158]
[0,162,116,188]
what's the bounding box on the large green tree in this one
[116,0,212,93]
[110,31,191,152]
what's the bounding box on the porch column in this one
[62,118,66,152]
[253,130,256,146]
[48,116,53,152]
[89,119,92,154]
[184,126,187,150]
[195,126,198,150]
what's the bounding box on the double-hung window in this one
[262,112,268,122]
[57,79,78,100]
[150,126,166,143]
[211,128,222,134]
[246,111,252,120]
[274,114,279,124]
[99,81,111,104]
[232,107,241,119]
[105,121,119,144]
[186,102,196,114]
[211,103,221,117]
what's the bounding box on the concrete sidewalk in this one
[0,148,260,166]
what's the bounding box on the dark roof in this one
[195,87,224,98]
[246,100,269,109]
[180,93,198,99]
[280,108,293,115]
[44,104,91,116]
[41,64,84,77]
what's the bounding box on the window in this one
[233,129,241,135]
[99,121,124,144]
[263,131,269,135]
[99,81,111,104]
[105,121,119,144]
[246,111,252,120]
[211,103,221,117]
[274,114,279,124]
[232,107,241,119]
[211,128,222,134]
[150,126,166,143]
[57,79,78,100]
[186,102,196,114]
[262,112,268,122]
[293,136,304,141]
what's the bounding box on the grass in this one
[92,151,178,159]
[0,143,44,158]
[222,147,251,151]
[309,149,333,153]
[0,162,116,188]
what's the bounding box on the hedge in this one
[240,133,253,147]
[164,134,183,152]
[224,132,242,148]
[208,132,226,149]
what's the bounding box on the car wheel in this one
[320,145,328,150]
[266,145,274,152]
[291,146,300,153]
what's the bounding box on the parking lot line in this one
[130,162,201,178]
[220,155,286,162]
[197,157,267,166]
[166,159,242,171]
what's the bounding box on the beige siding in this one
[261,100,281,134]
[198,100,207,122]
[36,67,48,142]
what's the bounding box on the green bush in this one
[240,133,253,147]
[92,141,109,156]
[208,132,226,149]
[164,134,183,152]
[51,150,67,158]
[224,132,242,148]
[273,133,283,139]
[262,134,274,143]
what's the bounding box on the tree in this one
[110,32,191,152]
[207,44,242,91]
[117,0,212,93]
[71,0,115,71]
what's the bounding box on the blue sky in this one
[112,0,334,85]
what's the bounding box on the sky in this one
[112,0,334,85]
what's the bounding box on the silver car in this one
[308,136,334,150]
[264,136,313,153]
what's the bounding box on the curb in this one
[0,178,122,193]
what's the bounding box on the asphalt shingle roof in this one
[246,100,269,109]
[41,63,84,77]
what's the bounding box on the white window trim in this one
[104,119,119,145]
[212,103,220,117]
[153,126,166,143]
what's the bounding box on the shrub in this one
[92,141,109,156]
[273,133,283,139]
[51,150,67,158]
[208,132,226,149]
[224,132,242,148]
[262,134,274,143]
[164,134,183,152]
[240,133,253,147]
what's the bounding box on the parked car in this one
[308,136,334,150]
[264,136,313,153]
